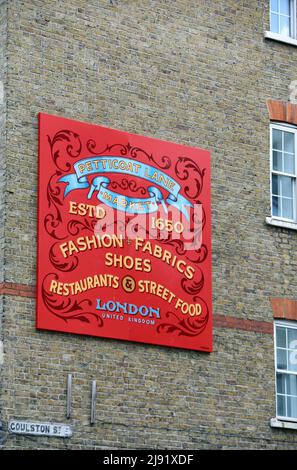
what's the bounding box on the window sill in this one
[270,418,297,430]
[264,31,297,47]
[266,216,297,230]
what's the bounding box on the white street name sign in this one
[8,420,72,438]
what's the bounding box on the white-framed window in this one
[270,123,297,222]
[270,0,297,39]
[274,321,297,421]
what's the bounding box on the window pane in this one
[271,13,279,33]
[288,328,297,345]
[272,174,281,195]
[284,153,295,174]
[288,352,297,371]
[271,0,279,12]
[276,326,287,348]
[277,348,287,369]
[288,329,297,369]
[280,0,290,15]
[286,375,297,396]
[284,132,294,153]
[287,396,297,418]
[273,129,282,150]
[273,151,283,172]
[282,197,293,219]
[277,394,286,416]
[272,195,281,216]
[277,372,286,394]
[281,176,293,198]
[280,15,290,36]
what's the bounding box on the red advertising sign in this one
[37,113,212,352]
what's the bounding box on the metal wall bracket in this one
[91,380,97,425]
[66,374,72,419]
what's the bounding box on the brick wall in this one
[1,0,297,448]
[0,0,6,284]
[0,0,7,446]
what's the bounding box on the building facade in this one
[1,0,297,449]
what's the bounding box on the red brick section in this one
[270,297,297,321]
[267,99,297,125]
[213,314,273,334]
[0,282,35,298]
[0,281,273,334]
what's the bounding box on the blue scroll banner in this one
[59,156,193,220]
